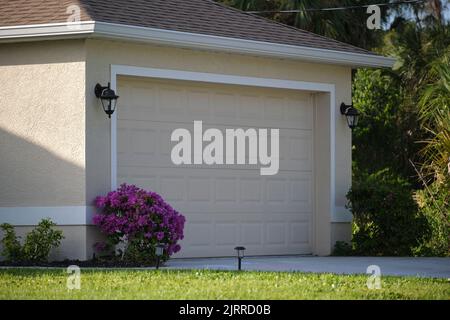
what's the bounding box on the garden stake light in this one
[155,243,165,270]
[234,246,246,271]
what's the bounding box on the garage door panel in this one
[240,222,263,245]
[158,86,186,117]
[118,84,158,120]
[212,91,238,121]
[177,212,311,257]
[118,168,313,213]
[185,222,213,247]
[290,222,311,245]
[214,222,239,246]
[117,77,314,257]
[265,222,287,245]
[187,90,212,119]
[118,79,313,130]
[215,177,237,203]
[118,121,312,171]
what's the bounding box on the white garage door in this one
[117,76,314,257]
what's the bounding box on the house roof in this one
[0,0,395,67]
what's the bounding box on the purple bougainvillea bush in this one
[93,184,185,262]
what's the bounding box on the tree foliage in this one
[418,49,450,181]
[219,0,390,49]
[352,68,421,183]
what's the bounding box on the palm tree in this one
[418,51,450,181]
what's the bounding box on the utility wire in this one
[246,0,425,14]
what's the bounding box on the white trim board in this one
[0,21,395,68]
[333,207,353,223]
[0,206,95,226]
[0,21,96,39]
[110,65,349,223]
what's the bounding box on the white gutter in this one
[0,21,96,39]
[0,21,395,68]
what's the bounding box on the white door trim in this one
[110,65,341,224]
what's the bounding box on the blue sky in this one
[444,5,450,21]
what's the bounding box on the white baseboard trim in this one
[332,206,352,223]
[0,206,95,226]
[0,205,350,225]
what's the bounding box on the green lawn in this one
[0,268,448,300]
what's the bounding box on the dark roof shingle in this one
[0,0,374,55]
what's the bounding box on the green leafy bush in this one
[0,219,64,262]
[352,68,423,186]
[22,219,64,262]
[331,241,353,256]
[413,179,450,256]
[347,169,429,256]
[0,224,23,262]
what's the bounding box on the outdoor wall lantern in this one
[340,103,359,130]
[95,82,119,118]
[155,243,166,270]
[234,246,246,271]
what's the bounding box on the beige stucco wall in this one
[85,39,353,255]
[0,40,91,260]
[0,40,86,207]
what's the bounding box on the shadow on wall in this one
[0,128,109,261]
[0,128,85,207]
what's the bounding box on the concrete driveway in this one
[165,256,450,278]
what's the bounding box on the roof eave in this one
[0,21,395,68]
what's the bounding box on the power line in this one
[246,0,425,14]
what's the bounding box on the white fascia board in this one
[0,21,395,68]
[93,22,395,68]
[0,21,96,41]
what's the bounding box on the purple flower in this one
[144,232,152,239]
[156,232,164,241]
[94,196,108,208]
[92,184,185,259]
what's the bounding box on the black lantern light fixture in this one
[95,82,119,118]
[340,103,359,130]
[234,246,246,271]
[155,243,165,270]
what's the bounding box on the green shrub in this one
[332,241,354,256]
[347,169,429,256]
[0,218,64,263]
[413,179,450,256]
[22,219,64,262]
[0,224,23,262]
[352,68,422,187]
